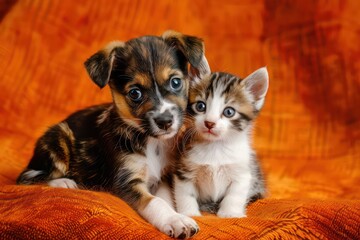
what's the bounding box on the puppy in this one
[17,30,210,238]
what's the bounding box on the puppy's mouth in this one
[150,121,180,139]
[148,114,181,139]
[146,102,183,139]
[156,130,178,139]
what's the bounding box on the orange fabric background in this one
[0,0,359,239]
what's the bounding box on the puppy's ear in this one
[162,30,211,82]
[84,41,125,88]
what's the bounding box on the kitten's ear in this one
[242,67,269,110]
[84,41,125,88]
[162,30,211,82]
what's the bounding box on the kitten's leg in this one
[248,154,266,203]
[174,176,201,216]
[17,122,77,188]
[217,173,251,218]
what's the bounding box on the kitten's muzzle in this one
[154,111,173,130]
[204,121,215,130]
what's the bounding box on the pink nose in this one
[204,121,215,129]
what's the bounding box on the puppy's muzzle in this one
[154,111,173,131]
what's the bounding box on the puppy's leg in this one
[48,178,78,189]
[135,184,199,239]
[17,122,77,188]
[141,196,199,239]
[154,181,174,209]
[116,156,199,239]
[174,176,201,216]
[217,173,251,218]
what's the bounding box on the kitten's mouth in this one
[203,129,219,137]
[201,131,221,141]
[206,130,216,135]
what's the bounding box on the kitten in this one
[173,67,268,218]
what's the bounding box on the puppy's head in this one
[84,31,210,139]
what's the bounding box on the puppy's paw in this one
[162,214,199,239]
[217,208,246,218]
[48,178,78,189]
[178,209,202,217]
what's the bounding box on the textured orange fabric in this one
[0,0,359,239]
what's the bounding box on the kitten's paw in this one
[48,178,78,189]
[217,208,246,218]
[161,214,199,239]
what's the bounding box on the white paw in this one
[48,178,78,189]
[178,209,202,217]
[217,208,246,218]
[161,214,199,239]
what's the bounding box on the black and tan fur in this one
[17,31,210,239]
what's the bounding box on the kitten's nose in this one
[204,121,215,130]
[154,112,173,130]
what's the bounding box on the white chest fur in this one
[146,137,168,191]
[187,134,251,202]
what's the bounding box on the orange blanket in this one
[1,0,359,239]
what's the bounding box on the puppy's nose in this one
[204,121,215,130]
[154,113,173,130]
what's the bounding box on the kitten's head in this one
[187,67,269,141]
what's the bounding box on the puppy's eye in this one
[194,101,206,112]
[223,107,235,118]
[170,77,182,91]
[128,88,142,102]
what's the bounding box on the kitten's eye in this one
[223,107,235,118]
[128,88,142,102]
[195,101,206,112]
[170,77,182,91]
